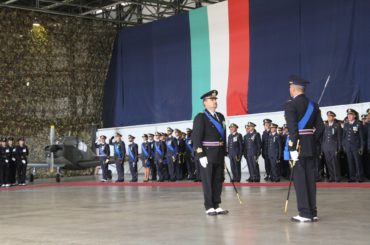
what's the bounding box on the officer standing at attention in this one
[154,132,165,182]
[0,138,8,187]
[267,123,282,182]
[342,109,364,182]
[321,111,342,182]
[262,119,272,181]
[141,134,151,182]
[127,135,139,182]
[8,137,17,186]
[16,137,29,186]
[227,123,243,182]
[192,90,228,216]
[95,135,110,182]
[184,128,195,180]
[243,122,262,182]
[109,132,126,182]
[365,109,370,179]
[284,75,324,222]
[148,133,157,181]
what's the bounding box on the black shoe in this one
[348,179,356,183]
[115,180,124,183]
[246,178,252,182]
[254,179,260,183]
[264,176,269,181]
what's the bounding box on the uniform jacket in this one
[342,120,364,151]
[322,120,342,152]
[154,140,166,162]
[16,145,29,164]
[267,132,282,160]
[192,110,226,164]
[243,130,262,157]
[128,143,138,162]
[141,141,152,161]
[109,138,126,161]
[262,130,270,158]
[165,136,178,157]
[227,132,243,159]
[95,143,110,157]
[283,94,324,157]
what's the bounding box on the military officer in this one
[243,122,262,182]
[141,134,151,182]
[268,123,282,182]
[192,90,228,216]
[175,128,185,180]
[365,109,370,178]
[262,119,272,181]
[227,123,243,182]
[16,137,29,186]
[109,132,126,182]
[184,128,195,180]
[281,124,290,179]
[284,75,324,222]
[342,109,364,182]
[148,133,157,181]
[127,135,139,182]
[7,137,17,185]
[0,138,9,187]
[95,135,110,182]
[321,111,342,182]
[153,132,166,182]
[165,127,178,181]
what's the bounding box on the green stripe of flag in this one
[189,7,211,118]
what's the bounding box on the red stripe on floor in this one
[1,181,370,191]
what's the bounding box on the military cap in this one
[8,137,14,141]
[367,108,370,114]
[186,128,192,132]
[18,137,25,142]
[142,134,148,138]
[115,132,122,137]
[128,135,135,139]
[148,133,154,137]
[278,127,283,131]
[0,137,5,142]
[263,119,272,124]
[100,135,107,140]
[327,111,336,117]
[289,75,310,87]
[346,108,358,115]
[174,128,181,133]
[246,122,256,127]
[166,127,173,132]
[361,114,367,120]
[229,123,238,129]
[271,123,278,128]
[162,133,167,137]
[283,124,287,128]
[200,90,218,100]
[154,132,160,136]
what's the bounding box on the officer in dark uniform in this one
[16,137,29,186]
[141,134,151,182]
[165,127,178,181]
[227,123,243,182]
[7,137,17,185]
[184,128,195,180]
[0,138,7,187]
[243,122,262,182]
[175,128,185,180]
[160,133,169,181]
[148,133,157,181]
[365,109,370,179]
[95,135,110,182]
[268,123,282,182]
[127,135,139,182]
[284,75,324,222]
[154,132,166,182]
[192,90,228,216]
[342,109,364,182]
[109,132,126,182]
[281,124,290,179]
[262,119,272,181]
[321,111,342,182]
[2,138,12,187]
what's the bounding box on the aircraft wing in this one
[28,162,65,168]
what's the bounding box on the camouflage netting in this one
[0,8,117,177]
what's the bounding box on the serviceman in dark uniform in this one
[268,123,282,182]
[281,124,290,179]
[154,132,165,182]
[16,137,29,186]
[365,109,370,179]
[8,137,17,186]
[160,133,169,181]
[165,127,178,182]
[184,128,195,180]
[362,111,369,179]
[127,135,139,182]
[284,75,324,222]
[109,132,126,182]
[227,123,243,182]
[243,122,262,182]
[175,128,185,180]
[342,109,364,182]
[262,119,272,181]
[0,138,7,187]
[95,135,110,182]
[321,111,342,182]
[148,133,157,181]
[2,138,12,187]
[141,134,151,182]
[192,90,228,216]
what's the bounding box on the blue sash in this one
[203,110,225,139]
[128,145,137,162]
[284,100,314,160]
[185,139,193,153]
[99,145,106,156]
[141,143,149,158]
[154,142,163,157]
[114,143,122,160]
[166,140,176,155]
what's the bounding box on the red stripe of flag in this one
[227,0,250,115]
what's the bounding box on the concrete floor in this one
[0,175,370,245]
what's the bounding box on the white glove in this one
[199,156,208,168]
[22,160,26,164]
[290,151,299,161]
[12,158,16,161]
[105,159,109,164]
